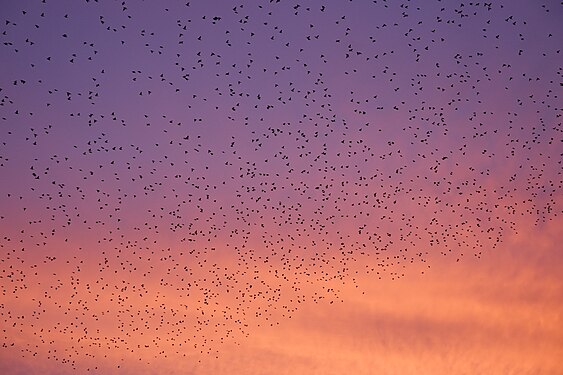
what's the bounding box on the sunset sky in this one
[1,1,561,374]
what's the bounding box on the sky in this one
[0,0,561,374]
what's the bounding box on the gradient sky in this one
[0,1,561,374]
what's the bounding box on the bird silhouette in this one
[0,0,560,372]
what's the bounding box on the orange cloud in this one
[189,218,563,375]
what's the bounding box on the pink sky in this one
[2,217,561,374]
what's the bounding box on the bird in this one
[0,0,560,372]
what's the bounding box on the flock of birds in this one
[0,0,560,372]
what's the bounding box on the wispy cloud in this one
[189,219,563,375]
